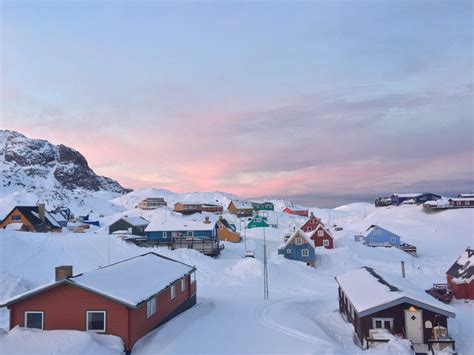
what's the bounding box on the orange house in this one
[216,218,241,243]
[0,205,61,232]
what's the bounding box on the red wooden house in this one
[446,247,473,300]
[1,252,197,353]
[300,212,323,233]
[308,223,334,249]
[283,207,308,217]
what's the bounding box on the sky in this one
[1,0,473,206]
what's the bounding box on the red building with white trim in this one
[283,207,308,217]
[308,223,334,249]
[446,248,474,300]
[1,252,197,353]
[300,213,323,233]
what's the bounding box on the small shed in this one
[278,230,315,267]
[363,225,401,247]
[251,202,274,211]
[228,200,254,217]
[446,248,474,300]
[216,217,241,243]
[308,224,334,249]
[283,207,308,217]
[108,216,150,236]
[247,216,270,229]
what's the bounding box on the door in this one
[405,309,423,343]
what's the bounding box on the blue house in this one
[363,225,401,247]
[144,215,221,256]
[391,193,441,205]
[278,230,316,267]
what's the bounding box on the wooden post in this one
[401,261,405,278]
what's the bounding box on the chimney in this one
[401,261,405,278]
[204,216,211,224]
[37,203,45,222]
[55,265,73,281]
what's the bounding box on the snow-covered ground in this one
[0,203,472,354]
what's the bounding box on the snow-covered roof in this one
[392,193,422,198]
[1,252,195,308]
[281,229,313,249]
[449,197,474,202]
[335,267,455,318]
[31,211,61,228]
[230,200,253,209]
[145,213,215,232]
[121,216,149,226]
[458,193,474,198]
[446,248,473,284]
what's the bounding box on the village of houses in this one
[0,191,473,355]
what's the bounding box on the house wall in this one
[364,227,400,246]
[109,220,147,236]
[283,208,308,217]
[0,209,35,231]
[447,275,474,300]
[146,229,215,242]
[338,287,449,345]
[279,241,315,264]
[301,217,321,233]
[8,284,130,349]
[310,226,334,249]
[128,274,197,351]
[217,222,240,243]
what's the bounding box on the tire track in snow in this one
[254,298,336,348]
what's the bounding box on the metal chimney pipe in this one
[401,261,405,278]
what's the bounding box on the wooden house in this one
[216,217,241,243]
[0,205,62,233]
[0,252,197,354]
[278,229,316,267]
[227,200,254,217]
[458,193,474,198]
[300,212,323,233]
[173,202,203,215]
[108,216,150,236]
[200,204,223,214]
[374,197,391,207]
[251,202,274,211]
[136,197,167,210]
[446,248,473,300]
[246,215,270,229]
[336,267,456,352]
[448,198,474,208]
[144,215,221,256]
[363,225,401,247]
[283,207,308,217]
[391,193,441,206]
[308,223,334,249]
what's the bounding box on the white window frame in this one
[24,311,44,330]
[306,227,312,232]
[146,297,156,318]
[301,249,309,257]
[191,271,196,284]
[372,317,393,330]
[181,278,186,292]
[317,230,324,237]
[390,237,397,244]
[286,249,291,254]
[163,231,167,238]
[295,237,302,245]
[170,285,176,300]
[369,237,375,243]
[86,311,106,333]
[323,239,330,247]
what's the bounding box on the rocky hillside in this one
[0,130,127,193]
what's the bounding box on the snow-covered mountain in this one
[0,130,129,216]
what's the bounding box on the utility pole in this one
[263,226,269,300]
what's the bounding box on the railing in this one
[428,338,456,353]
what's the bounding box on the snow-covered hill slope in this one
[1,204,472,354]
[0,130,130,217]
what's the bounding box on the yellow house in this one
[216,218,241,243]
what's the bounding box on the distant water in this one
[288,194,374,209]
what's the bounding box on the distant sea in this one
[285,194,374,209]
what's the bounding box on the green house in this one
[251,202,274,211]
[247,216,270,229]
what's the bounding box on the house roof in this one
[364,225,400,239]
[121,216,150,226]
[335,267,455,318]
[458,193,474,198]
[392,193,423,198]
[446,248,474,284]
[281,229,313,249]
[3,206,61,231]
[230,200,253,209]
[1,252,195,308]
[218,218,236,231]
[145,212,215,232]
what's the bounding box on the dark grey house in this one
[108,216,150,236]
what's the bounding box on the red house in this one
[283,207,308,217]
[446,248,473,300]
[300,212,323,233]
[308,223,334,249]
[1,252,197,353]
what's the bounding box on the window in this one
[306,227,312,232]
[286,249,291,254]
[86,311,106,332]
[390,237,397,244]
[317,230,324,237]
[301,249,309,257]
[163,231,167,238]
[295,237,302,245]
[24,311,43,329]
[146,297,156,318]
[191,272,196,283]
[372,318,393,330]
[181,278,186,292]
[456,201,461,206]
[323,240,330,247]
[170,285,176,299]
[187,231,193,237]
[369,237,375,243]
[12,215,21,221]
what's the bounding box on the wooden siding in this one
[0,208,35,231]
[300,216,321,233]
[279,241,315,265]
[447,275,474,300]
[217,221,241,243]
[310,226,334,249]
[108,219,147,236]
[364,226,401,247]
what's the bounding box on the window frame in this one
[24,311,44,330]
[317,229,324,237]
[170,285,176,300]
[286,248,291,254]
[301,249,309,257]
[86,311,106,333]
[295,237,302,245]
[372,317,393,330]
[146,297,157,318]
[191,271,196,284]
[163,231,167,238]
[181,278,186,292]
[369,237,375,243]
[323,239,330,247]
[12,215,22,221]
